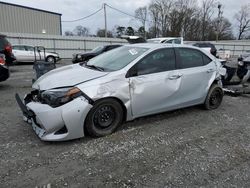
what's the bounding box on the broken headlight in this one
[41,87,82,107]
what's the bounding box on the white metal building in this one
[0,1,62,35]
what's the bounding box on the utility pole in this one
[216,3,223,42]
[104,3,107,38]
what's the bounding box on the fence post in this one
[84,39,86,52]
[18,36,21,44]
[233,45,235,57]
[53,38,56,52]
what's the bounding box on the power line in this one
[105,4,152,23]
[62,6,103,22]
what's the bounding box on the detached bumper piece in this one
[15,93,46,138]
[15,93,34,118]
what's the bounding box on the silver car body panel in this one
[33,63,109,90]
[26,97,92,141]
[20,44,225,141]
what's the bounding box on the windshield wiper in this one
[85,64,104,71]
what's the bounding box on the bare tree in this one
[135,6,148,38]
[200,0,216,40]
[212,17,234,40]
[96,28,113,38]
[148,2,161,37]
[169,0,197,37]
[64,31,74,36]
[73,25,90,37]
[235,4,250,40]
[154,0,173,37]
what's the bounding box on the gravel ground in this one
[0,60,250,188]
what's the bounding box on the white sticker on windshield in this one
[129,49,138,55]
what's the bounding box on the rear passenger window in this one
[178,48,204,69]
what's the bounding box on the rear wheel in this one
[85,99,123,137]
[204,84,223,110]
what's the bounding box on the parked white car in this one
[12,45,60,63]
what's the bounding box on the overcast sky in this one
[1,0,248,35]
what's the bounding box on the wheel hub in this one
[93,106,115,128]
[210,90,221,106]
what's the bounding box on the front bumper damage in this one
[15,92,92,141]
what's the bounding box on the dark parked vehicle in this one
[0,34,15,82]
[193,42,217,57]
[0,34,15,65]
[72,44,122,64]
[0,54,9,82]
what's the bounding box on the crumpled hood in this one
[33,64,108,90]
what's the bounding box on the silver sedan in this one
[16,44,226,141]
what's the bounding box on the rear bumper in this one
[0,65,9,82]
[16,93,92,141]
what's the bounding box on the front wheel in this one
[85,99,123,137]
[46,56,55,63]
[204,84,224,110]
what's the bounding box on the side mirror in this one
[126,65,137,78]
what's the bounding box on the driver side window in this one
[136,48,176,76]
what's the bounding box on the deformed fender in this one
[206,62,224,92]
[77,77,133,120]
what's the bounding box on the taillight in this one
[5,45,12,54]
[0,56,6,65]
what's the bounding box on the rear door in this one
[128,48,183,117]
[174,47,216,105]
[24,46,35,61]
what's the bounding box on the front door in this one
[128,48,182,117]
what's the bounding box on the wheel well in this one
[46,56,55,60]
[212,79,219,85]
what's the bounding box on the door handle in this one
[168,74,182,80]
[207,68,215,73]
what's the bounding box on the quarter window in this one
[202,54,212,65]
[136,48,176,75]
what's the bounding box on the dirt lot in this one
[0,60,250,188]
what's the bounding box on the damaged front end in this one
[15,88,93,141]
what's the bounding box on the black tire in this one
[204,84,223,110]
[85,99,123,137]
[46,56,55,63]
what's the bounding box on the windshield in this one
[86,46,149,71]
[91,46,104,53]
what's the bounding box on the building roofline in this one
[0,1,62,16]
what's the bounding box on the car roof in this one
[147,37,179,40]
[123,43,215,59]
[147,37,181,42]
[105,44,122,47]
[12,44,34,47]
[124,43,199,50]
